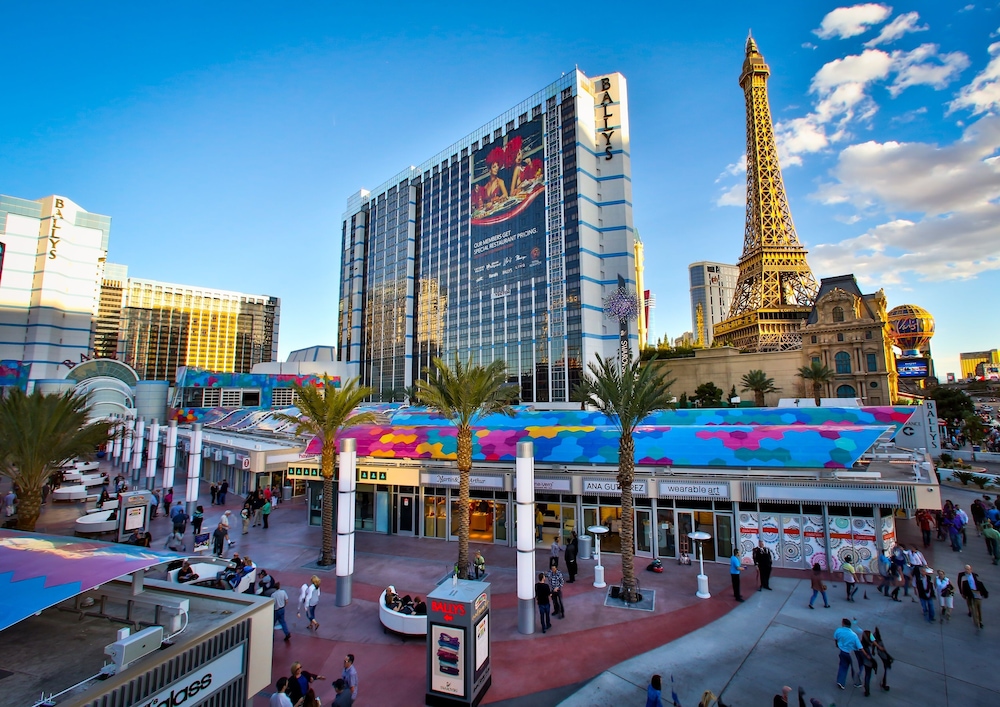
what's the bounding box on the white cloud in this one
[716,183,747,207]
[717,154,747,180]
[950,42,1000,115]
[889,44,970,96]
[864,11,928,47]
[814,4,893,40]
[810,116,1000,283]
[811,49,894,92]
[802,42,818,50]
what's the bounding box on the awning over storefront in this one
[0,530,183,631]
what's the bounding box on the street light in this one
[588,525,609,588]
[688,530,712,599]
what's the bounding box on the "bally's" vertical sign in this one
[594,76,621,161]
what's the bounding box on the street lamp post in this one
[689,530,712,599]
[588,525,609,588]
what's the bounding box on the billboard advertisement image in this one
[470,117,545,295]
[896,359,929,378]
[430,624,465,697]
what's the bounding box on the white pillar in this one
[121,418,134,472]
[163,420,178,491]
[131,417,145,486]
[145,419,159,490]
[516,440,536,634]
[185,424,203,516]
[336,438,357,606]
[112,416,123,467]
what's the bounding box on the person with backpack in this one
[298,576,322,631]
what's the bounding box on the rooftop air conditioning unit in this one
[104,626,164,671]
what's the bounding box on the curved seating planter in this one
[83,500,119,515]
[52,485,90,501]
[167,561,257,593]
[75,510,117,534]
[378,590,427,637]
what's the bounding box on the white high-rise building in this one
[0,195,110,382]
[689,261,738,347]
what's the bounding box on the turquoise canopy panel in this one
[0,530,183,631]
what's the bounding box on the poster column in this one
[163,420,178,490]
[185,424,203,517]
[145,419,159,491]
[426,580,491,707]
[111,415,123,469]
[336,437,357,606]
[515,441,535,635]
[131,417,145,487]
[121,418,134,474]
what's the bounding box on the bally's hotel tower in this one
[339,70,636,403]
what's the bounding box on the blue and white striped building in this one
[338,70,637,403]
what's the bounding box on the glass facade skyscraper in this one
[339,70,636,403]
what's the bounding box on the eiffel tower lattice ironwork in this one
[714,35,819,352]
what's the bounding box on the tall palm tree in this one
[797,360,835,407]
[274,376,375,566]
[0,389,113,531]
[581,355,675,602]
[740,369,780,407]
[417,355,518,579]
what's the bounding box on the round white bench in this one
[52,485,89,501]
[74,461,101,472]
[83,499,119,515]
[167,561,257,593]
[378,590,427,637]
[75,510,117,534]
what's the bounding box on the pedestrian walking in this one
[876,551,892,596]
[298,576,322,631]
[332,678,353,706]
[219,479,229,505]
[772,685,792,705]
[473,550,486,579]
[269,677,292,707]
[935,568,955,622]
[150,489,160,518]
[915,566,936,622]
[210,483,218,506]
[220,509,236,546]
[272,581,291,641]
[871,627,892,691]
[241,505,251,534]
[535,572,552,632]
[753,540,773,591]
[192,505,204,535]
[833,617,863,691]
[262,498,272,529]
[565,530,579,583]
[841,555,858,602]
[958,563,988,630]
[547,563,566,619]
[645,674,662,707]
[857,630,877,696]
[982,522,1000,564]
[164,529,186,552]
[550,537,562,569]
[287,662,325,706]
[808,562,830,609]
[172,504,188,535]
[212,522,228,557]
[163,488,173,509]
[341,654,358,703]
[730,549,744,602]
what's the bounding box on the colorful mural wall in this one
[0,360,30,392]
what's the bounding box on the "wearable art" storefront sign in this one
[658,482,731,499]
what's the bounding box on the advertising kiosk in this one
[425,579,491,707]
[116,490,153,542]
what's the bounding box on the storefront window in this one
[356,483,374,531]
[656,508,676,558]
[424,493,447,538]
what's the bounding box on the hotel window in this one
[837,333,844,342]
[832,306,845,322]
[866,353,878,372]
[811,335,817,344]
[866,330,873,339]
[835,351,852,374]
[202,388,221,407]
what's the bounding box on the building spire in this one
[714,37,819,353]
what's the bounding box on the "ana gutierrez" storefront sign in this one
[582,478,646,495]
[138,646,244,707]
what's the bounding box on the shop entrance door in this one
[494,501,509,545]
[677,511,693,557]
[376,490,390,533]
[398,494,416,536]
[635,508,653,557]
[561,504,577,544]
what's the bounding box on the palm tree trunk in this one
[320,442,336,565]
[618,434,638,603]
[457,426,473,579]
[813,382,822,407]
[755,390,764,407]
[15,484,43,532]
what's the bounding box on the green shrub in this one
[971,475,992,490]
[953,471,975,486]
[939,453,954,466]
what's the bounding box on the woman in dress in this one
[935,568,955,622]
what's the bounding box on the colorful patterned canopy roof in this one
[0,530,183,631]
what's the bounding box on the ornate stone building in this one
[801,275,897,405]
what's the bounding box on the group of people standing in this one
[269,655,358,706]
[534,555,568,633]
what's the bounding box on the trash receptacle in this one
[283,485,292,502]
[579,534,592,561]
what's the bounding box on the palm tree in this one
[0,389,113,531]
[741,369,780,407]
[581,355,675,602]
[401,385,421,405]
[570,380,591,411]
[274,376,375,566]
[797,360,835,407]
[417,355,518,579]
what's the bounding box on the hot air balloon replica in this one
[887,304,934,380]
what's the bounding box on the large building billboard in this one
[470,117,545,295]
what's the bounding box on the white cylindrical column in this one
[516,440,536,634]
[336,438,357,606]
[121,418,134,472]
[163,420,178,491]
[145,419,160,490]
[112,415,123,467]
[185,424,203,516]
[131,417,145,485]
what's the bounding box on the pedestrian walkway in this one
[559,483,1000,706]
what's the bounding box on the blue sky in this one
[0,2,993,379]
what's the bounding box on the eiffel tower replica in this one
[714,35,819,352]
